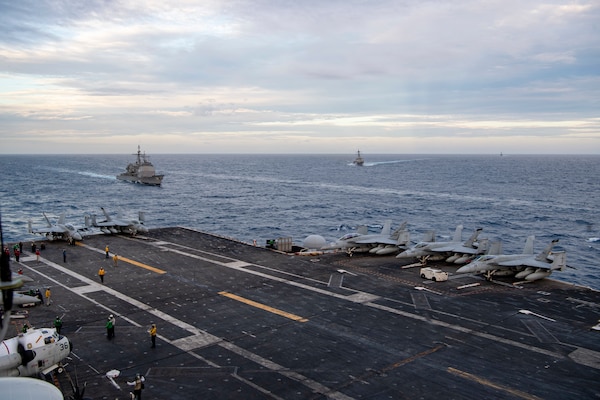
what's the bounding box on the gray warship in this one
[116,145,164,186]
[353,149,364,166]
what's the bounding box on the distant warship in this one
[353,150,364,166]
[116,146,164,186]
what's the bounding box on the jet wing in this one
[354,237,397,245]
[427,244,460,252]
[31,226,67,234]
[94,221,122,227]
[108,218,131,227]
[493,258,550,269]
[496,252,564,270]
[439,244,481,254]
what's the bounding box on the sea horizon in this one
[1,153,598,290]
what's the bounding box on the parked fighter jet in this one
[0,293,41,306]
[456,236,566,281]
[28,212,83,241]
[396,225,486,263]
[91,207,148,235]
[321,220,410,255]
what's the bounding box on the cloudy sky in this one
[1,0,598,154]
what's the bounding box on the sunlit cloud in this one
[0,0,598,154]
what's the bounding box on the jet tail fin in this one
[390,221,408,240]
[57,213,66,225]
[422,230,435,243]
[380,220,392,236]
[397,230,410,246]
[43,212,52,228]
[100,207,112,222]
[535,239,559,262]
[356,225,368,235]
[550,252,566,271]
[463,228,482,248]
[476,238,489,254]
[486,240,503,255]
[452,225,464,242]
[523,235,535,254]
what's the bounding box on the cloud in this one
[0,0,598,154]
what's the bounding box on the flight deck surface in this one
[13,227,600,399]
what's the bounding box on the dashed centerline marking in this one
[219,291,309,322]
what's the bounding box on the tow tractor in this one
[420,267,448,282]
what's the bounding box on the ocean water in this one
[0,154,598,290]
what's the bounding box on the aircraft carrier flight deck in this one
[12,227,600,399]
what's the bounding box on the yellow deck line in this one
[219,291,308,322]
[75,242,167,274]
[117,256,167,274]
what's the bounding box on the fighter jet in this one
[28,212,83,241]
[396,225,486,263]
[0,292,41,306]
[91,207,148,235]
[456,236,566,281]
[321,220,410,255]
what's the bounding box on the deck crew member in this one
[149,323,157,348]
[45,287,51,306]
[54,316,62,334]
[127,373,145,399]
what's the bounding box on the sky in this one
[0,0,599,154]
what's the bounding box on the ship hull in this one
[116,174,164,186]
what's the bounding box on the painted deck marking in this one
[447,367,542,400]
[219,291,309,322]
[22,250,351,399]
[116,255,167,274]
[76,242,166,274]
[152,239,575,360]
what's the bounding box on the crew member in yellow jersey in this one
[149,323,157,348]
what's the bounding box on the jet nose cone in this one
[456,264,478,274]
[73,233,83,241]
[18,274,34,283]
[22,294,42,304]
